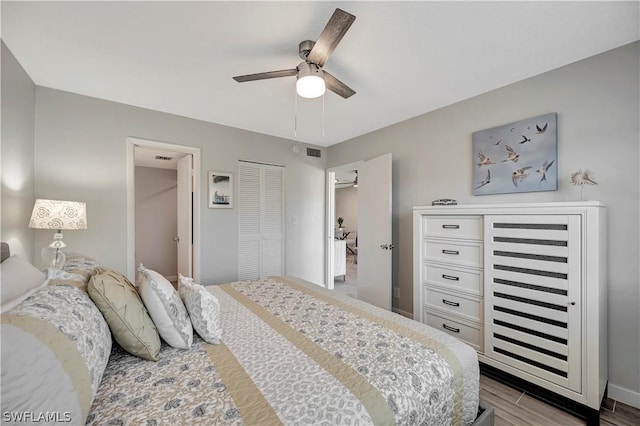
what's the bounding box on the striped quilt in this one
[88,277,479,425]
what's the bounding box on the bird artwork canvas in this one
[472,112,557,195]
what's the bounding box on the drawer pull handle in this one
[442,299,460,307]
[442,249,459,255]
[443,324,460,333]
[442,274,460,281]
[442,224,460,229]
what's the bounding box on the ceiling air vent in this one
[155,155,173,161]
[306,148,321,158]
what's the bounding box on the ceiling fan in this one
[233,8,356,99]
[335,170,358,188]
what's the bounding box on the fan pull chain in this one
[294,90,298,137]
[322,92,325,137]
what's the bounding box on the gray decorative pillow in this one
[138,264,192,349]
[88,267,160,361]
[1,284,112,423]
[178,274,221,344]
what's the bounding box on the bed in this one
[1,245,492,425]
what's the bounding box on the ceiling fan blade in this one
[324,71,356,99]
[233,69,297,82]
[306,8,355,67]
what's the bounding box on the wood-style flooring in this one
[480,374,640,426]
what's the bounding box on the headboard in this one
[1,242,10,263]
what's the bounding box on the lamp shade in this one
[29,199,87,230]
[296,62,325,98]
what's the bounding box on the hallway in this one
[333,253,357,298]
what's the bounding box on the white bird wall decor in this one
[570,169,598,186]
[570,169,598,200]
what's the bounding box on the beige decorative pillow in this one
[138,264,192,349]
[88,267,160,361]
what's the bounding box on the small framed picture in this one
[208,171,233,208]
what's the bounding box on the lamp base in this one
[42,231,67,270]
[41,246,66,269]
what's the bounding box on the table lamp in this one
[29,199,87,269]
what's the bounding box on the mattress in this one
[88,276,479,425]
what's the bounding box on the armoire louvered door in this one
[484,214,582,392]
[238,161,285,280]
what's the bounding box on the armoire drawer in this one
[425,310,483,352]
[423,239,482,268]
[424,287,482,323]
[424,263,483,296]
[423,216,482,240]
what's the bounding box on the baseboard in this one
[392,308,413,319]
[608,383,640,409]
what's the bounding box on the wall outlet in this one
[393,287,400,299]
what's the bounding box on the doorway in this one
[326,154,393,310]
[126,137,201,283]
[333,168,359,297]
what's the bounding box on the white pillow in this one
[1,255,47,311]
[137,264,192,349]
[178,274,221,344]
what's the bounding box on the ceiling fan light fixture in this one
[296,62,325,98]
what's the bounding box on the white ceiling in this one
[134,146,186,170]
[2,2,638,147]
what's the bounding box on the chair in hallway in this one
[345,234,357,263]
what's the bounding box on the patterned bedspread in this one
[88,277,479,425]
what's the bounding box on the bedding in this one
[138,264,193,349]
[178,274,222,344]
[1,244,480,425]
[0,254,47,310]
[1,250,109,424]
[88,276,479,425]
[88,267,161,361]
[1,277,111,423]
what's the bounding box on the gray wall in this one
[135,166,177,278]
[1,42,36,261]
[327,42,640,404]
[335,186,358,234]
[33,87,327,286]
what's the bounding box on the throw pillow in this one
[178,274,221,344]
[0,255,47,311]
[137,264,192,349]
[88,267,160,361]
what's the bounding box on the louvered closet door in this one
[261,165,284,277]
[238,161,284,280]
[238,163,262,280]
[485,215,581,392]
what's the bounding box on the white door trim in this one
[126,137,201,283]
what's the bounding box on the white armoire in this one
[413,202,607,420]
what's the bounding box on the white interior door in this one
[176,155,193,278]
[357,153,392,310]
